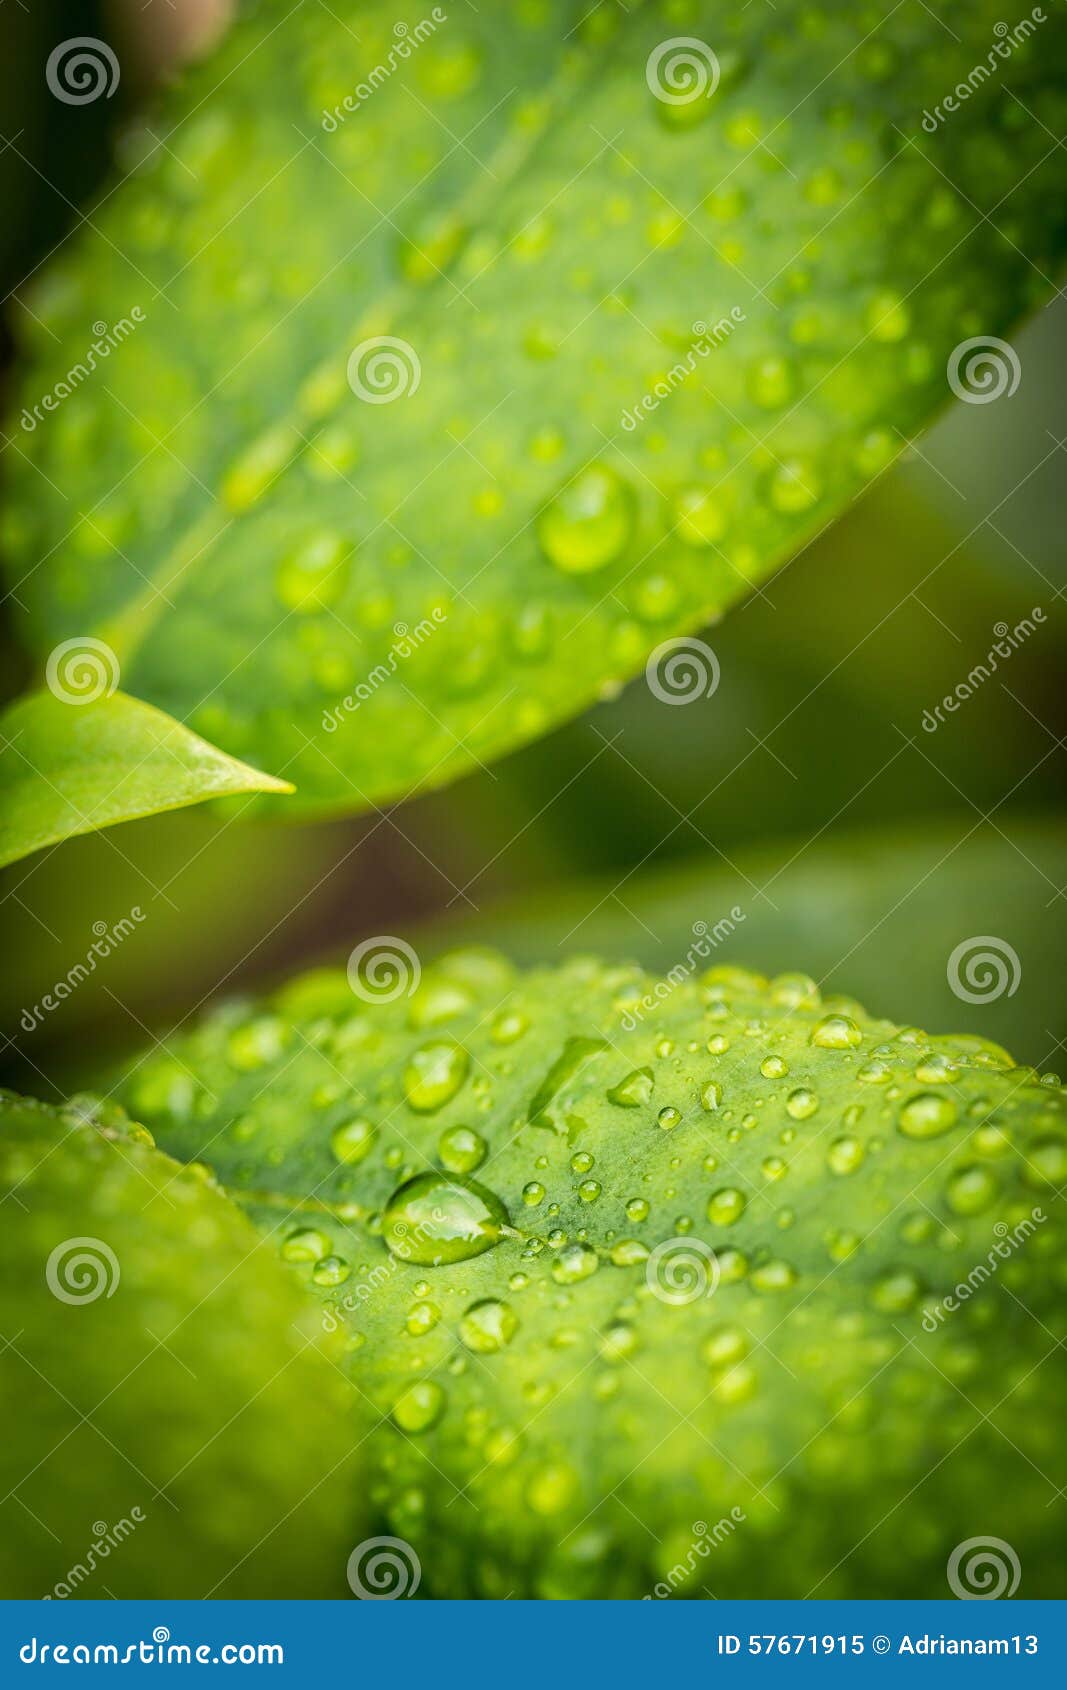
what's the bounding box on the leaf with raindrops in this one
[4,0,1066,816]
[101,949,1067,1597]
[0,1089,366,1597]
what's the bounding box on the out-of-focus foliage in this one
[0,689,291,869]
[0,1089,365,1597]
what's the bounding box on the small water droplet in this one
[552,1242,599,1284]
[438,1125,487,1174]
[707,1187,747,1226]
[898,1092,959,1140]
[786,1087,819,1120]
[811,1014,862,1050]
[828,1136,865,1175]
[330,1117,376,1165]
[459,1298,518,1353]
[404,1041,470,1112]
[392,1379,446,1433]
[607,1067,654,1108]
[281,1227,331,1263]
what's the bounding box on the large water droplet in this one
[382,1171,514,1265]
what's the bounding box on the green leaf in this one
[0,1089,365,1598]
[5,1,1065,813]
[108,950,1067,1598]
[0,688,292,869]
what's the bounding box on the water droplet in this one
[703,1327,748,1368]
[713,1362,758,1403]
[491,1009,529,1044]
[945,1164,998,1216]
[1022,1135,1067,1187]
[312,1254,351,1287]
[537,465,635,574]
[227,1016,288,1071]
[578,1180,601,1203]
[761,1054,789,1080]
[552,1242,600,1284]
[406,1301,440,1336]
[626,1197,650,1223]
[527,1036,607,1133]
[828,1136,865,1176]
[707,1187,746,1226]
[761,1155,786,1181]
[459,1298,518,1353]
[404,1040,470,1112]
[770,972,820,1009]
[657,1105,682,1132]
[750,1259,797,1294]
[672,485,729,547]
[522,1181,546,1207]
[392,1379,445,1433]
[610,1238,648,1266]
[786,1087,819,1120]
[571,1151,594,1175]
[870,1270,922,1313]
[857,1060,893,1085]
[408,976,474,1029]
[811,1014,862,1050]
[607,1067,654,1108]
[438,1125,487,1174]
[383,1171,513,1265]
[281,1227,331,1263]
[330,1117,376,1165]
[898,1092,959,1140]
[769,459,820,514]
[600,1322,638,1361]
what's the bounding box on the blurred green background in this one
[2,0,1064,1097]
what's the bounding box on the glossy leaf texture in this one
[0,1090,366,1597]
[109,950,1067,1598]
[0,688,291,869]
[5,0,1066,813]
